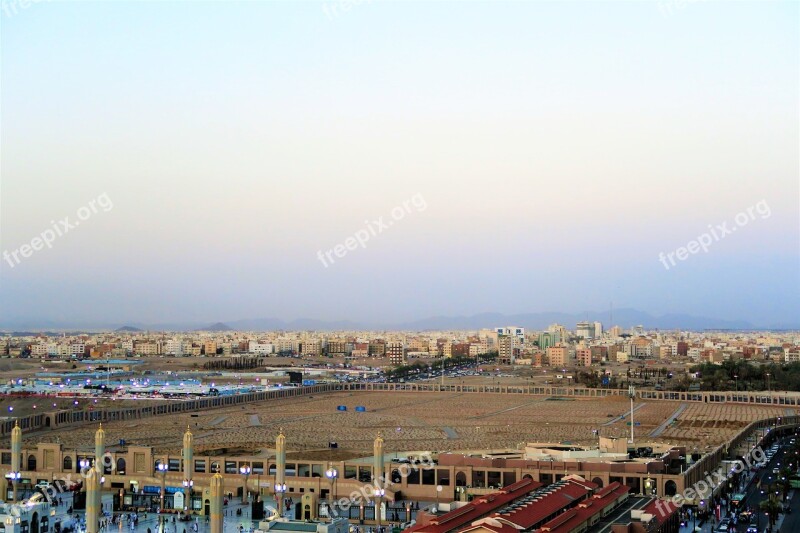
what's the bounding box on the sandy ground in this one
[18,389,787,457]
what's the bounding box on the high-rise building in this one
[495,327,525,343]
[498,335,516,364]
[593,322,603,339]
[576,322,593,340]
[387,341,405,365]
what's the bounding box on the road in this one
[733,435,794,533]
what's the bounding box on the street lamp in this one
[157,463,168,533]
[182,479,194,515]
[240,465,252,504]
[274,483,286,517]
[79,459,91,493]
[325,466,338,502]
[435,485,442,512]
[5,472,20,502]
[375,488,385,527]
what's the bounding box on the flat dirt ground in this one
[17,390,789,457]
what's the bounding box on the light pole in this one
[325,466,338,503]
[628,385,635,443]
[182,479,193,515]
[240,465,251,504]
[274,483,286,518]
[435,485,442,512]
[734,374,738,392]
[5,472,20,502]
[80,459,92,493]
[375,488,385,527]
[157,463,168,532]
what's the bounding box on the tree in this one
[760,493,782,528]
[777,467,793,501]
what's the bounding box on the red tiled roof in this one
[643,498,679,525]
[404,478,542,533]
[497,481,595,529]
[534,483,630,533]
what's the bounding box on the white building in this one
[249,341,274,355]
[576,322,593,340]
[164,339,183,356]
[495,327,524,343]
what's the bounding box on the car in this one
[746,526,758,533]
[34,481,50,489]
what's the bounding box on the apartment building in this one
[368,340,386,357]
[387,341,405,365]
[576,348,592,367]
[301,339,322,356]
[546,345,571,367]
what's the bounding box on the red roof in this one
[405,478,543,533]
[495,480,596,530]
[643,498,679,525]
[534,482,630,533]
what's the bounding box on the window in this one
[195,460,206,473]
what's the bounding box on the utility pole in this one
[628,385,635,444]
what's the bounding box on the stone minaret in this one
[209,472,224,533]
[86,465,100,533]
[373,432,385,486]
[11,420,21,501]
[183,425,194,510]
[95,423,105,474]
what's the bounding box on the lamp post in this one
[240,465,251,504]
[80,459,92,493]
[182,479,193,515]
[5,472,20,502]
[157,463,168,533]
[375,488,385,527]
[274,483,286,518]
[325,466,338,503]
[435,485,442,512]
[628,385,635,443]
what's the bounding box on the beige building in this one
[546,346,571,367]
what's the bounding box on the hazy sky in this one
[1,0,798,327]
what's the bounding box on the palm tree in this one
[778,467,794,501]
[760,494,782,529]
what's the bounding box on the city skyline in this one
[2,1,798,327]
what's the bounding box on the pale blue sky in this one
[0,0,798,327]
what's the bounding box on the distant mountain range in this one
[1,308,797,333]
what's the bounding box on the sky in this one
[0,0,798,328]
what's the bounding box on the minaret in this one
[86,465,100,533]
[95,423,105,474]
[276,428,286,515]
[11,420,21,501]
[183,425,194,511]
[373,432,385,486]
[209,472,224,533]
